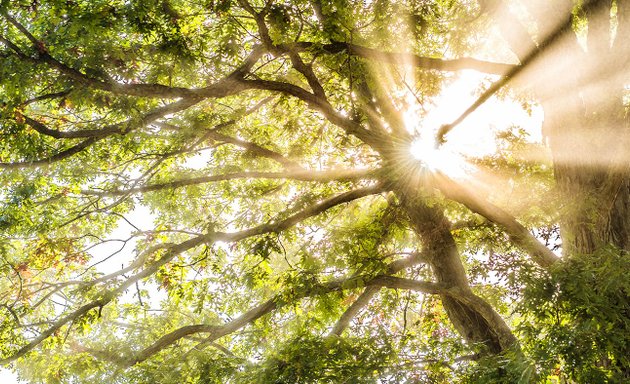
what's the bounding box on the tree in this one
[0,0,627,382]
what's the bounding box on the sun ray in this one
[404,70,544,181]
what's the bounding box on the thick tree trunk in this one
[542,66,630,255]
[482,0,630,256]
[610,180,630,251]
[395,186,517,353]
[545,112,617,253]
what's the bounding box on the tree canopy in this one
[0,0,628,382]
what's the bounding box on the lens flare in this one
[409,135,440,169]
[409,135,473,178]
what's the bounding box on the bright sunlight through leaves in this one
[406,70,543,178]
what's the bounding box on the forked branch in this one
[0,185,385,364]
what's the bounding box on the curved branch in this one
[125,252,429,364]
[140,125,303,172]
[0,184,385,364]
[329,286,379,336]
[0,11,194,98]
[82,169,376,196]
[126,324,218,365]
[286,49,327,98]
[0,136,97,170]
[329,250,427,336]
[1,10,263,99]
[204,131,304,170]
[241,78,391,151]
[0,234,208,365]
[215,184,387,241]
[155,98,304,171]
[0,98,200,169]
[18,90,72,107]
[434,173,559,268]
[20,115,109,140]
[122,298,274,366]
[316,42,516,75]
[121,274,447,366]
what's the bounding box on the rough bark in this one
[395,185,517,353]
[483,0,630,255]
[536,9,629,255]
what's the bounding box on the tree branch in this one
[0,10,195,98]
[240,78,391,151]
[1,10,263,99]
[0,184,385,364]
[202,130,304,170]
[0,136,98,170]
[329,286,379,336]
[213,184,386,242]
[155,97,306,170]
[316,41,516,75]
[17,89,72,107]
[436,0,602,143]
[434,173,559,268]
[0,234,208,365]
[152,121,304,170]
[119,274,447,366]
[82,169,376,196]
[286,48,327,99]
[329,250,427,336]
[1,97,201,169]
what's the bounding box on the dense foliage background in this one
[0,0,628,382]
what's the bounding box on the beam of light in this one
[404,71,544,180]
[408,129,473,179]
[434,0,605,143]
[409,133,442,169]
